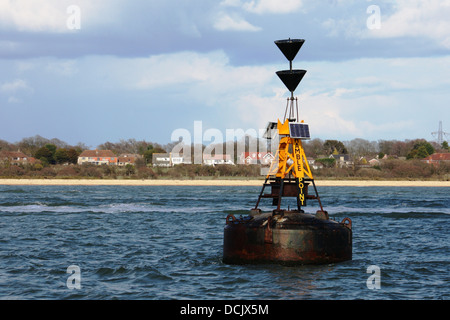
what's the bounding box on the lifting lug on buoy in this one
[341,217,352,230]
[226,214,236,225]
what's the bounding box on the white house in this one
[239,152,274,165]
[203,154,234,166]
[152,153,191,167]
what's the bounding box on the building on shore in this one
[152,153,192,167]
[203,154,234,166]
[77,150,117,165]
[239,152,274,165]
[0,151,36,166]
[422,153,450,166]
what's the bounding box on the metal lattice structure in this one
[432,121,449,145]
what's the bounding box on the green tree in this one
[323,140,348,155]
[45,143,57,155]
[406,140,435,159]
[66,148,80,164]
[143,145,166,164]
[315,158,336,168]
[55,148,69,164]
[415,146,429,159]
[442,141,449,151]
[125,164,135,176]
[35,146,55,165]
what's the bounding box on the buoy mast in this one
[254,39,326,217]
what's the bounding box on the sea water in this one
[0,184,448,300]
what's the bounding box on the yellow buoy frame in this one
[267,119,313,181]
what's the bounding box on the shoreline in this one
[0,178,449,187]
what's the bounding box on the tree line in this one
[1,135,448,161]
[0,135,448,180]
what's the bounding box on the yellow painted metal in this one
[267,119,314,181]
[277,119,290,135]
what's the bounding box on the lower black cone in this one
[276,70,307,93]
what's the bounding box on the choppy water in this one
[0,184,448,300]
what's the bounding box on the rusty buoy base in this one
[223,210,352,265]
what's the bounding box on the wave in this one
[1,201,448,219]
[0,202,222,215]
[320,205,450,217]
[0,188,27,194]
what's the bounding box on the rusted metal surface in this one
[223,211,352,265]
[269,181,307,197]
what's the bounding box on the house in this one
[329,154,353,168]
[171,155,191,166]
[422,153,450,166]
[203,154,234,166]
[117,154,142,166]
[239,152,274,165]
[368,158,380,166]
[152,153,191,167]
[0,151,36,165]
[152,153,171,167]
[309,158,323,170]
[77,150,117,165]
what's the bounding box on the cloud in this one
[1,79,30,92]
[220,0,304,14]
[4,51,449,142]
[367,0,450,49]
[0,78,33,104]
[0,0,110,33]
[323,0,450,49]
[238,55,450,140]
[1,1,449,145]
[214,0,304,33]
[213,12,262,31]
[127,51,275,113]
[0,0,66,32]
[45,60,78,76]
[7,96,21,103]
[130,51,230,89]
[242,0,304,14]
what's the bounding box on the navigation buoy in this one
[223,39,352,265]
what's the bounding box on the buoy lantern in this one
[223,39,352,265]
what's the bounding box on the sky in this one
[0,0,449,148]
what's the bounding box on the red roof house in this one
[422,153,450,166]
[0,151,36,165]
[77,150,117,165]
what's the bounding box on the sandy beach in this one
[0,178,449,187]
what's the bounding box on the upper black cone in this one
[274,39,305,62]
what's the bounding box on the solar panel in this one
[289,123,310,140]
